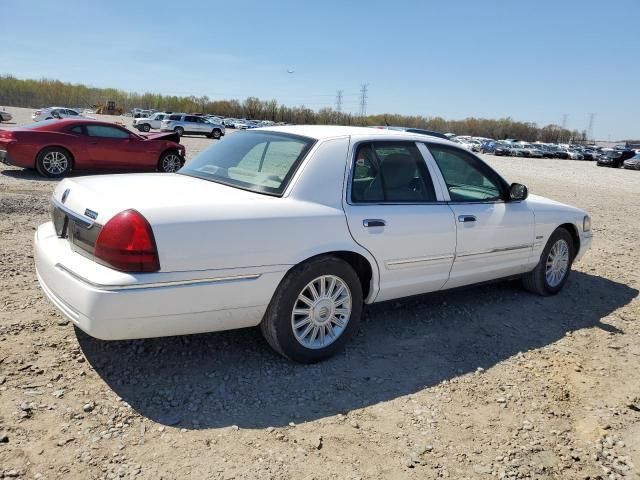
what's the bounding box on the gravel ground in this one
[0,107,639,479]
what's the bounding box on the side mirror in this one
[510,183,528,201]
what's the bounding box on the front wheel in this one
[261,256,363,363]
[141,124,151,132]
[158,150,184,172]
[522,228,574,296]
[211,129,222,139]
[174,126,184,136]
[36,147,72,178]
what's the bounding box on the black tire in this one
[158,150,184,173]
[174,126,184,136]
[35,147,72,178]
[261,256,363,363]
[141,124,151,132]
[212,128,222,139]
[522,228,575,296]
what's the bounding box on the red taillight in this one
[35,110,41,115]
[94,210,160,272]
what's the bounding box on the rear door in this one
[424,143,534,288]
[343,141,456,302]
[183,115,200,134]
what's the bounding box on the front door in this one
[85,124,153,169]
[424,143,534,289]
[343,141,457,302]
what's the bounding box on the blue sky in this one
[1,0,638,139]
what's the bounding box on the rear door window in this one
[351,142,437,203]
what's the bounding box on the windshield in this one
[179,131,315,196]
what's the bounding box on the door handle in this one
[458,215,476,223]
[363,219,386,228]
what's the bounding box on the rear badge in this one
[61,188,70,203]
[84,209,98,220]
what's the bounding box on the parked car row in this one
[132,111,225,138]
[377,128,640,171]
[222,118,281,129]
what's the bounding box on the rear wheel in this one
[36,147,72,178]
[174,126,184,136]
[522,228,574,296]
[261,256,363,363]
[158,150,183,173]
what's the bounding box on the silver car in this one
[160,114,225,139]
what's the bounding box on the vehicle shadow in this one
[77,271,637,429]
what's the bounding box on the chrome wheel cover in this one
[545,239,570,287]
[42,151,68,175]
[161,154,182,172]
[291,275,352,350]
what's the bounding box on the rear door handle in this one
[458,215,476,223]
[363,219,386,228]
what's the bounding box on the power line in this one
[335,90,343,113]
[587,113,596,140]
[359,84,368,117]
[561,113,568,129]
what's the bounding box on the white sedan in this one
[31,107,88,122]
[35,126,592,362]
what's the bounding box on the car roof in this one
[18,118,132,132]
[259,125,457,144]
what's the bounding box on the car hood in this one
[526,194,586,217]
[52,173,276,226]
[139,131,180,143]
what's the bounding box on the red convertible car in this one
[0,119,186,178]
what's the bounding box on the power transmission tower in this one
[359,84,368,117]
[587,113,595,141]
[561,114,568,129]
[335,90,343,113]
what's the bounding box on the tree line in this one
[0,75,585,143]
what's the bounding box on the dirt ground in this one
[0,107,638,480]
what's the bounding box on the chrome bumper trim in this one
[55,264,261,291]
[456,244,533,258]
[386,254,454,270]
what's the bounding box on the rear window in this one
[169,114,182,121]
[180,131,315,196]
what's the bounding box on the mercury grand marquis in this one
[35,126,593,362]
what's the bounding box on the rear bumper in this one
[35,222,286,340]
